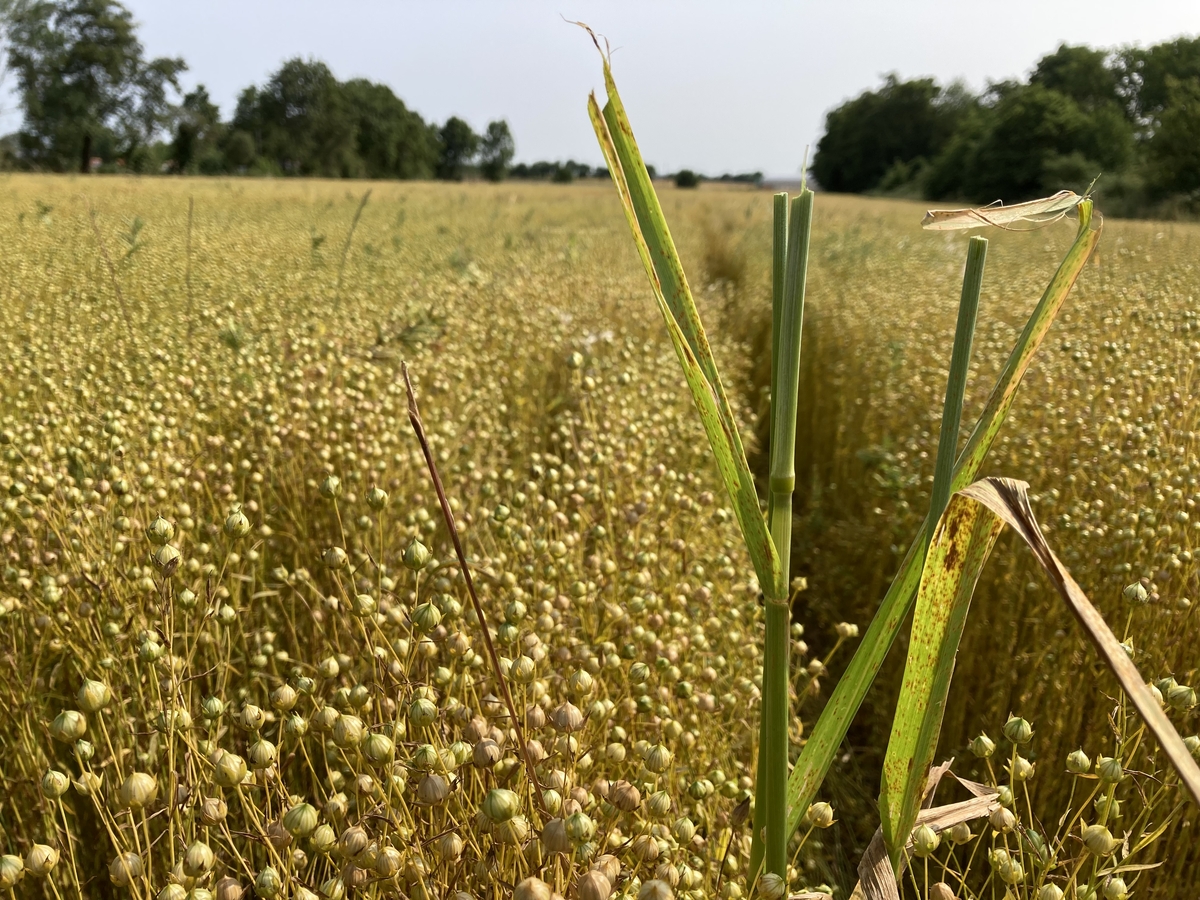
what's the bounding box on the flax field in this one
[0,175,1198,899]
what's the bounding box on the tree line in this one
[0,0,516,179]
[811,38,1200,214]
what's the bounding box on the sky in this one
[3,0,1198,178]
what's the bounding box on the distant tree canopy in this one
[7,0,185,172]
[1,0,516,180]
[812,36,1200,212]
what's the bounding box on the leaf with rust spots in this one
[877,477,1200,879]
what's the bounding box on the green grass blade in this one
[783,202,1102,840]
[587,75,782,598]
[925,237,986,547]
[879,234,986,870]
[878,487,1006,869]
[752,190,814,880]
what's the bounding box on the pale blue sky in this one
[4,1,1198,177]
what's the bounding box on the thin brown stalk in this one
[86,198,135,343]
[185,195,195,343]
[334,188,372,311]
[402,361,547,817]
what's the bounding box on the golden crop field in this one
[0,174,1198,899]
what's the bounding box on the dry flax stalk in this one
[402,362,547,817]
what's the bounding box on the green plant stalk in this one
[586,66,782,595]
[925,236,987,548]
[752,190,813,879]
[777,201,1101,847]
[880,235,986,868]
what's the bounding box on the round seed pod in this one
[644,743,672,773]
[416,773,450,805]
[609,780,640,811]
[631,834,659,862]
[578,870,612,900]
[434,832,464,862]
[514,878,552,900]
[1037,886,1064,900]
[362,733,395,766]
[109,852,144,886]
[367,487,388,510]
[147,515,175,545]
[494,815,530,845]
[270,685,298,712]
[183,841,215,877]
[638,880,673,900]
[239,704,265,732]
[551,702,584,733]
[118,772,159,810]
[77,679,112,713]
[323,546,348,570]
[282,803,319,837]
[1082,823,1117,856]
[1009,756,1034,783]
[806,801,835,828]
[199,797,227,825]
[374,846,402,878]
[541,818,571,853]
[25,845,59,877]
[930,884,958,900]
[41,769,70,799]
[473,739,501,768]
[1097,756,1123,784]
[1003,716,1033,744]
[403,539,431,571]
[948,822,972,844]
[647,791,672,819]
[253,867,281,899]
[248,739,277,769]
[309,824,337,854]
[0,855,23,890]
[213,752,248,788]
[411,603,442,634]
[152,544,181,573]
[969,733,995,758]
[998,858,1025,885]
[49,709,87,743]
[1185,735,1200,758]
[1067,748,1092,774]
[1168,684,1198,711]
[74,772,103,796]
[319,475,342,499]
[912,824,939,857]
[482,788,521,823]
[224,510,251,539]
[319,877,345,900]
[201,697,225,720]
[159,884,187,900]
[564,811,595,845]
[989,807,1016,834]
[1103,877,1128,900]
[332,715,364,748]
[756,873,784,900]
[409,697,438,728]
[213,876,243,900]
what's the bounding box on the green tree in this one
[946,82,1132,202]
[171,84,223,173]
[436,116,478,181]
[812,75,969,193]
[1119,36,1200,124]
[1030,43,1123,111]
[1147,76,1200,196]
[234,58,357,177]
[478,119,514,182]
[7,0,184,172]
[340,78,439,179]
